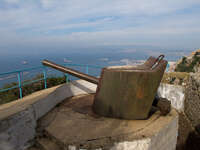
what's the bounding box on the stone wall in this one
[159,73,200,150]
[184,73,200,130]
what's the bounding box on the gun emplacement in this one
[42,55,170,120]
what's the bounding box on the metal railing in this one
[0,63,102,99]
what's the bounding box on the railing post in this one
[43,67,47,89]
[86,65,89,74]
[17,72,23,99]
[65,73,69,83]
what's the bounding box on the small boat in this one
[21,61,28,65]
[63,58,72,63]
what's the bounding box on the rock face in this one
[175,49,200,73]
[164,72,200,133]
[161,72,200,150]
[185,73,200,132]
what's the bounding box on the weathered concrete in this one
[0,79,181,150]
[37,138,60,150]
[0,80,97,150]
[157,83,190,149]
[160,73,200,132]
[157,83,185,111]
[39,94,178,150]
[159,77,200,150]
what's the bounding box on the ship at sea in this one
[21,61,28,65]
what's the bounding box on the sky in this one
[0,0,200,54]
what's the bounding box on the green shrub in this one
[175,53,200,73]
[0,74,67,105]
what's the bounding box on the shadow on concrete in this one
[184,131,200,150]
[71,81,95,94]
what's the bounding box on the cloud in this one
[4,0,19,4]
[0,0,200,53]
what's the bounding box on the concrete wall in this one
[158,80,200,149]
[0,80,97,150]
[110,111,178,150]
[157,83,185,112]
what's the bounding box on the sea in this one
[0,50,188,88]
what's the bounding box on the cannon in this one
[42,55,170,120]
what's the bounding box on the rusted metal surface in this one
[42,60,99,84]
[93,55,168,120]
[153,95,171,116]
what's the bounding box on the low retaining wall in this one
[110,110,178,150]
[0,80,97,150]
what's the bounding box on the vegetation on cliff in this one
[162,72,189,86]
[175,50,200,73]
[0,74,66,105]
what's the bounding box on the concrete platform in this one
[38,94,178,150]
[0,80,179,150]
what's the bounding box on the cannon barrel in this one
[42,59,99,84]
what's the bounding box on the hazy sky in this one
[0,0,200,54]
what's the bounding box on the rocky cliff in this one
[161,49,200,150]
[175,49,200,73]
